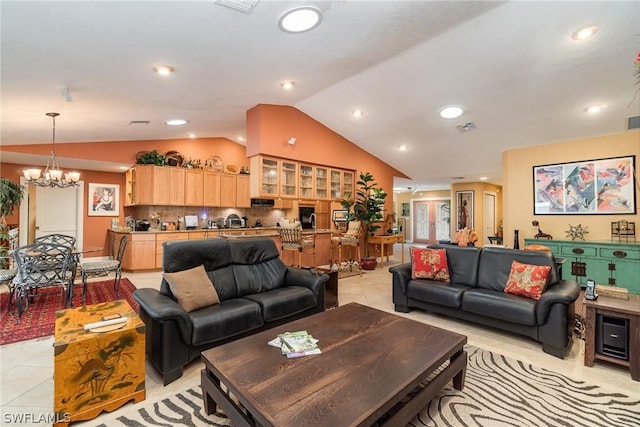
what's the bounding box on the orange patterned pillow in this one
[410,247,450,282]
[504,260,552,300]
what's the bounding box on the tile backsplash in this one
[125,206,293,229]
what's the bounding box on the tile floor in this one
[1,245,638,426]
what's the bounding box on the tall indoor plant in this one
[341,172,387,270]
[0,177,24,268]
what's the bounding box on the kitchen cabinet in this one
[184,169,203,206]
[299,164,314,199]
[124,165,184,206]
[315,166,329,200]
[250,156,279,198]
[168,168,185,205]
[330,169,342,200]
[236,174,251,208]
[342,170,354,201]
[315,201,330,230]
[115,232,156,271]
[156,232,185,268]
[125,165,154,206]
[203,171,222,206]
[280,160,298,198]
[524,239,640,294]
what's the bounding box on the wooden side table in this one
[53,300,146,426]
[583,294,639,381]
[369,234,405,268]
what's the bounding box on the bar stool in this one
[331,220,362,275]
[279,222,316,268]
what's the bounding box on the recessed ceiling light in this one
[153,65,175,76]
[188,133,196,139]
[585,104,606,114]
[237,136,246,142]
[572,25,598,40]
[278,6,322,33]
[480,176,488,181]
[352,109,364,118]
[165,119,188,126]
[439,106,464,119]
[398,145,408,151]
[280,81,295,90]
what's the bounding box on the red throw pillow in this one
[504,260,552,300]
[410,247,450,283]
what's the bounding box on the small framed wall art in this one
[88,183,119,216]
[455,191,473,230]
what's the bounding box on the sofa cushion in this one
[407,280,469,308]
[163,265,220,312]
[462,288,537,326]
[427,245,481,286]
[476,247,558,292]
[245,286,317,322]
[190,299,263,346]
[410,247,450,282]
[504,260,552,300]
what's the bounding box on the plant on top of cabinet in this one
[136,150,166,166]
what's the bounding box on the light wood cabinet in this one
[169,168,185,205]
[250,156,279,198]
[117,232,155,271]
[236,174,251,208]
[299,164,314,199]
[203,171,222,206]
[125,165,154,206]
[184,169,203,206]
[125,165,185,206]
[280,160,298,198]
[315,166,329,200]
[220,174,238,207]
[156,232,185,268]
[342,170,354,201]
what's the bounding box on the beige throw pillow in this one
[163,264,220,312]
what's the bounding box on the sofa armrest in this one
[284,267,329,297]
[133,288,193,344]
[389,263,412,294]
[536,280,580,324]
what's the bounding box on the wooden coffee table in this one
[201,303,467,427]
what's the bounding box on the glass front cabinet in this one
[315,167,329,200]
[342,170,354,201]
[299,164,314,199]
[279,160,298,198]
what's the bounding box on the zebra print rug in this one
[91,346,639,427]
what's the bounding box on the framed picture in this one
[401,202,410,217]
[88,183,119,216]
[533,155,636,215]
[456,191,473,230]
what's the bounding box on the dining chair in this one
[34,233,78,282]
[279,222,316,268]
[330,220,362,275]
[79,235,127,305]
[11,242,73,323]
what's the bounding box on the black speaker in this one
[596,315,629,360]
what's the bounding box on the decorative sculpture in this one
[532,220,553,239]
[565,224,588,241]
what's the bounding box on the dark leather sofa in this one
[390,245,580,358]
[134,237,328,385]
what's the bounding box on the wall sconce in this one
[288,137,296,146]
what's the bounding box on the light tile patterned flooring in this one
[1,245,638,426]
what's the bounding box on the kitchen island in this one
[110,228,333,271]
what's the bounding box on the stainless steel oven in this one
[299,206,315,229]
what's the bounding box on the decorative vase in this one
[360,257,377,270]
[513,230,520,249]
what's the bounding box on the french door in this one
[412,199,450,244]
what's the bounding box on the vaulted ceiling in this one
[2,1,638,191]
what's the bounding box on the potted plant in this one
[341,172,387,270]
[136,150,166,166]
[0,177,24,268]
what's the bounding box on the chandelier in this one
[23,112,80,188]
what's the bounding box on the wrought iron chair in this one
[1,228,20,311]
[331,220,362,275]
[11,242,73,323]
[279,222,316,268]
[34,233,78,284]
[79,235,127,305]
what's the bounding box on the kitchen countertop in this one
[111,228,333,235]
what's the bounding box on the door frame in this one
[483,191,497,245]
[19,178,84,250]
[411,197,451,244]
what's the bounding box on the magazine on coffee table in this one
[268,330,321,358]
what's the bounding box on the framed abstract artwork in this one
[533,155,636,215]
[455,191,473,230]
[88,183,119,216]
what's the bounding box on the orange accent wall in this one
[246,104,409,215]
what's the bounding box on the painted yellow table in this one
[369,234,405,268]
[53,300,145,426]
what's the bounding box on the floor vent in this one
[626,115,640,130]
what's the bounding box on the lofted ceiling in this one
[1,1,639,191]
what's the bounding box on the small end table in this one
[583,294,639,381]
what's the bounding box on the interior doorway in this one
[483,192,497,245]
[412,198,450,244]
[19,179,84,250]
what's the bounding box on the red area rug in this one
[0,278,139,345]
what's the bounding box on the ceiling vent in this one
[456,122,477,132]
[215,0,260,13]
[626,115,640,130]
[129,120,150,125]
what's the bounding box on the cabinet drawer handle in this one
[613,250,627,258]
[610,334,618,338]
[572,248,584,255]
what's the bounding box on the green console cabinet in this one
[524,239,640,295]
